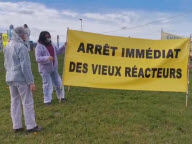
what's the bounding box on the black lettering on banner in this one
[166,49,174,58]
[132,66,137,77]
[76,62,82,73]
[77,43,85,53]
[75,42,184,79]
[82,63,88,73]
[115,67,121,76]
[98,65,101,75]
[162,50,165,58]
[92,64,121,76]
[154,50,161,59]
[136,49,144,58]
[92,64,98,74]
[152,68,157,78]
[125,67,131,77]
[122,48,125,57]
[86,43,94,54]
[69,62,88,73]
[91,64,182,79]
[146,48,152,59]
[174,49,181,58]
[126,48,134,58]
[111,47,118,56]
[102,65,108,75]
[108,66,115,76]
[163,68,169,78]
[92,65,101,75]
[69,61,76,72]
[77,43,118,56]
[138,68,144,78]
[145,68,151,78]
[170,68,176,78]
[157,68,162,78]
[176,68,182,78]
[103,44,110,56]
[95,45,102,55]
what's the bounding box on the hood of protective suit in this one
[9,24,14,29]
[11,30,24,43]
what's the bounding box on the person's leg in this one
[9,83,23,130]
[18,83,37,130]
[50,70,65,100]
[40,73,53,103]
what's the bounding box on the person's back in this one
[4,31,33,84]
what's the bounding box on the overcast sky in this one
[0,0,192,42]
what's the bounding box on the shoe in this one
[61,98,67,102]
[13,128,24,133]
[44,102,51,106]
[27,126,43,133]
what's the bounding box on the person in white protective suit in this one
[23,24,31,51]
[35,31,66,105]
[8,24,14,41]
[4,27,42,133]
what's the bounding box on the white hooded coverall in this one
[4,31,37,130]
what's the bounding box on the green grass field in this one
[1,52,192,144]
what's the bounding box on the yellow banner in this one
[63,30,190,92]
[2,33,8,48]
[161,31,192,52]
[161,31,184,40]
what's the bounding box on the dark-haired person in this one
[4,27,42,132]
[35,31,66,105]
